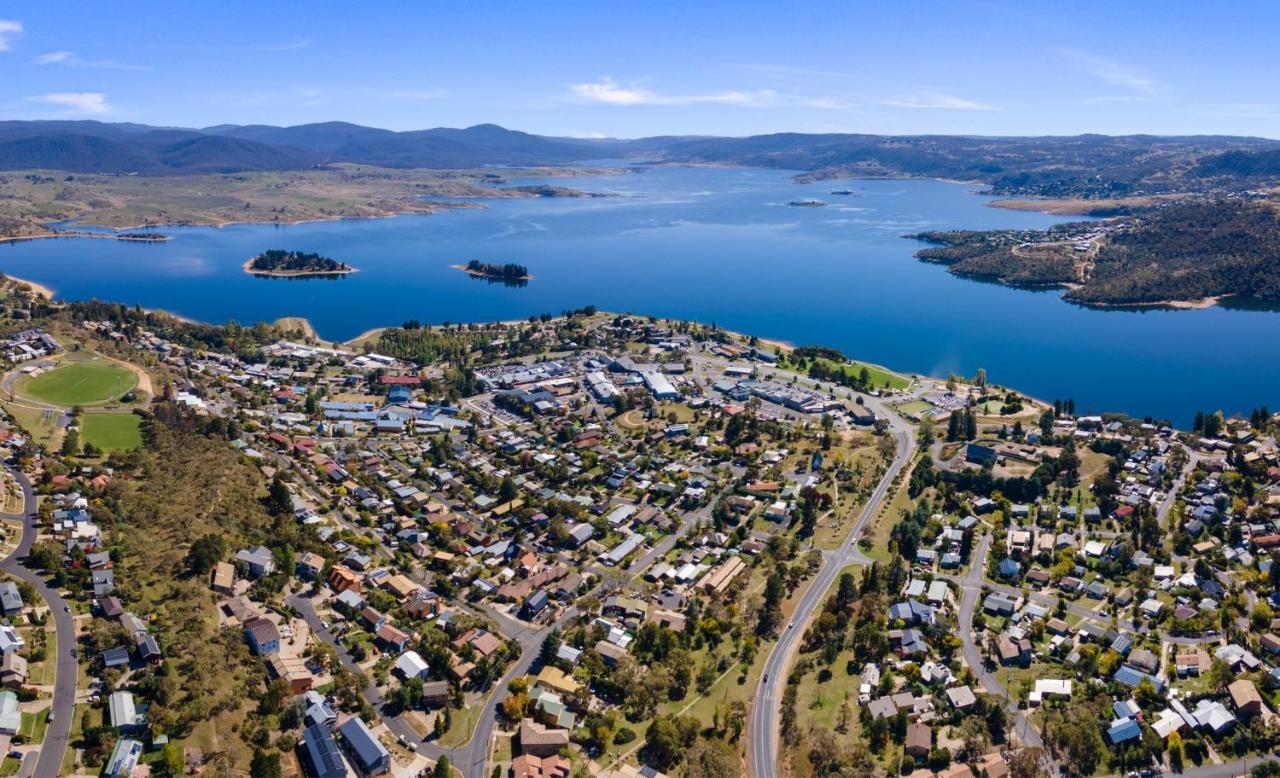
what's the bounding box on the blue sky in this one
[3,1,1279,138]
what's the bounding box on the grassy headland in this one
[0,164,617,240]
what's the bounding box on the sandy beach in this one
[4,274,55,300]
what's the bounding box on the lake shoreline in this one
[1,168,1273,422]
[0,231,172,246]
[4,274,55,300]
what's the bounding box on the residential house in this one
[0,583,22,616]
[211,562,235,595]
[236,545,276,578]
[244,617,281,656]
[302,723,349,778]
[103,738,143,778]
[1229,679,1264,717]
[0,653,26,688]
[519,718,571,758]
[905,722,931,759]
[0,691,18,734]
[109,691,143,734]
[946,685,977,710]
[338,717,391,776]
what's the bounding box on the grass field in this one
[786,564,872,778]
[895,400,934,416]
[1,402,62,448]
[16,360,137,406]
[815,359,912,391]
[80,413,143,453]
[438,696,483,748]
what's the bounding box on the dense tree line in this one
[248,249,351,273]
[464,259,529,280]
[908,455,1048,503]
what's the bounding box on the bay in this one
[2,165,1276,424]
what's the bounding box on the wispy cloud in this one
[27,92,113,115]
[0,19,22,51]
[879,93,997,111]
[296,87,327,107]
[34,50,148,70]
[382,89,449,102]
[1190,102,1276,120]
[734,63,854,81]
[1061,50,1158,94]
[569,77,846,109]
[186,36,311,53]
[571,77,777,107]
[1082,95,1149,105]
[222,86,328,109]
[249,37,311,52]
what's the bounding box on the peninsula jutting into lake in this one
[244,249,356,277]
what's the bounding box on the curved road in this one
[0,465,75,778]
[750,399,915,778]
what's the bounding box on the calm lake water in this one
[2,165,1276,424]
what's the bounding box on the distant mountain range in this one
[3,119,1280,197]
[0,120,638,174]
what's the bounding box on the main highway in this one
[749,396,915,778]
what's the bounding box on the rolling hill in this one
[0,120,1279,198]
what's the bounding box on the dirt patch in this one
[99,353,154,396]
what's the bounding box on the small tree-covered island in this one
[454,259,532,284]
[243,249,357,277]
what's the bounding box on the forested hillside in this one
[910,200,1280,306]
[1080,200,1280,305]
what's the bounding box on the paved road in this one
[291,587,581,778]
[286,594,479,769]
[749,398,915,778]
[954,535,1048,755]
[627,499,712,576]
[1176,755,1271,778]
[0,465,75,778]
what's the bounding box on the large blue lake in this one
[2,165,1276,424]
